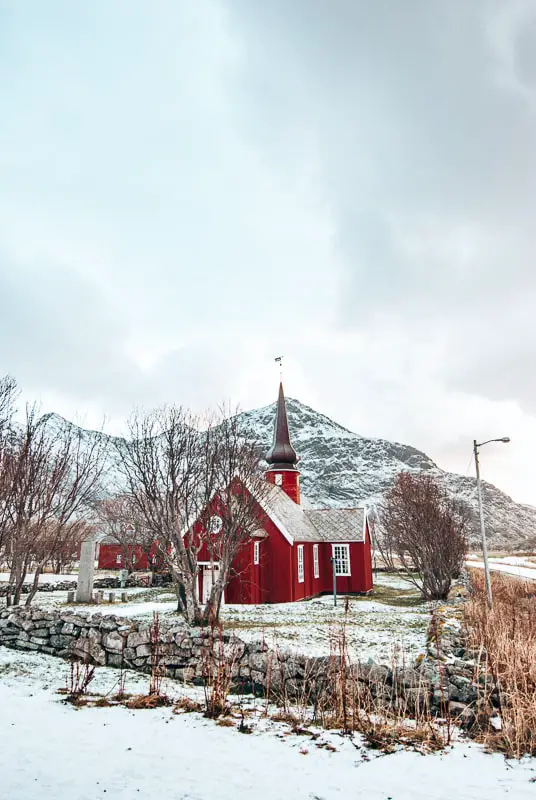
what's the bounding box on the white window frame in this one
[297,545,304,583]
[313,544,319,579]
[116,554,122,565]
[253,541,260,565]
[332,544,351,576]
[275,473,283,486]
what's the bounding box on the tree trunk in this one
[9,558,26,606]
[175,570,203,626]
[25,562,45,606]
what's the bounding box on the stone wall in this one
[0,602,485,721]
[0,574,157,597]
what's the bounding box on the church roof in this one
[305,507,367,543]
[256,482,366,544]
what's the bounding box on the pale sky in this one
[1,1,536,505]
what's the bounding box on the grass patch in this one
[465,569,536,758]
[356,584,425,608]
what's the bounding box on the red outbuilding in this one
[194,382,373,604]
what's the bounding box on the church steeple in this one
[265,382,300,504]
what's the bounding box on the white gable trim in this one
[362,506,368,542]
[238,475,297,545]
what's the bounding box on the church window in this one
[332,544,351,576]
[297,545,304,583]
[254,541,260,565]
[275,473,283,486]
[313,544,319,579]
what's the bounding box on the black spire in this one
[265,382,298,470]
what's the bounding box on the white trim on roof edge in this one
[239,475,298,545]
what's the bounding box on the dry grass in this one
[465,569,536,758]
[200,623,241,719]
[173,697,203,714]
[126,693,173,709]
[262,601,451,754]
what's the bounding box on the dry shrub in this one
[126,693,173,709]
[201,622,240,718]
[148,611,166,697]
[465,569,536,758]
[58,657,96,705]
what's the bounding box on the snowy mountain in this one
[238,398,536,550]
[43,399,536,550]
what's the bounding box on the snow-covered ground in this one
[0,571,79,584]
[0,647,535,799]
[467,558,536,582]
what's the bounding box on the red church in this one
[194,383,373,605]
[98,384,374,603]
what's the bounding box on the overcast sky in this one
[1,0,536,504]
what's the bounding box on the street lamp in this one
[473,437,510,608]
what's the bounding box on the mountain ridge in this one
[42,400,536,550]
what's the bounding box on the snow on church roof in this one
[257,483,366,545]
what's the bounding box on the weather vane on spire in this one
[274,356,284,380]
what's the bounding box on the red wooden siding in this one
[97,544,150,571]
[265,469,301,505]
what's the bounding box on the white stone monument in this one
[76,537,98,603]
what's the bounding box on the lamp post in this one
[330,557,337,608]
[473,437,510,608]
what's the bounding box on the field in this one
[2,564,536,798]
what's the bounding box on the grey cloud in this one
[226,0,536,409]
[0,251,143,408]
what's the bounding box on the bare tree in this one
[0,375,18,563]
[1,407,107,605]
[49,519,89,575]
[197,409,269,624]
[380,472,469,600]
[96,495,156,573]
[115,406,205,624]
[116,405,267,625]
[25,519,92,604]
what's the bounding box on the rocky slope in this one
[44,398,536,550]
[239,398,536,550]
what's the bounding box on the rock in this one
[135,644,152,658]
[29,636,49,646]
[61,623,75,635]
[249,652,268,672]
[102,631,125,652]
[127,630,151,649]
[100,618,119,632]
[448,701,475,727]
[354,662,390,685]
[393,667,429,690]
[50,635,73,649]
[70,637,106,666]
